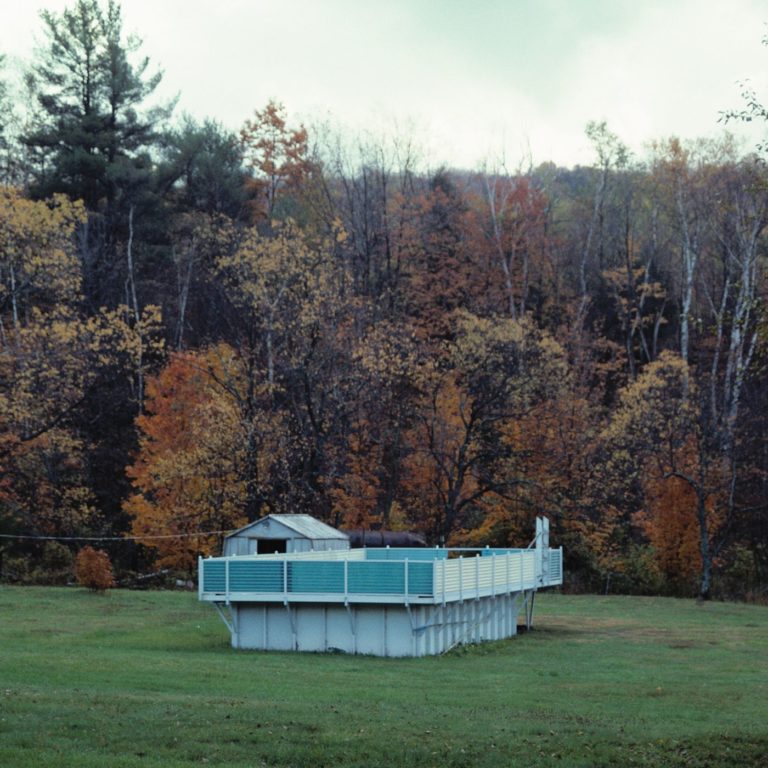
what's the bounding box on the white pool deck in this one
[198,518,563,656]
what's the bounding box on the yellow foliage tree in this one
[601,351,727,597]
[0,187,160,539]
[0,188,84,325]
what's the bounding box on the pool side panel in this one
[228,593,521,657]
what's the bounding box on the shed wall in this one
[288,538,350,554]
[224,536,351,556]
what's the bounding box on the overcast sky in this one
[2,0,767,168]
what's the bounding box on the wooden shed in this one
[223,514,350,557]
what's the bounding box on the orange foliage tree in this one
[75,546,115,592]
[401,170,476,341]
[471,169,550,320]
[500,389,612,578]
[329,426,382,530]
[125,345,254,571]
[240,100,311,222]
[640,467,702,587]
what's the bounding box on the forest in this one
[0,0,766,601]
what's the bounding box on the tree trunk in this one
[244,425,263,523]
[697,489,712,601]
[125,206,143,414]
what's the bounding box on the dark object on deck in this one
[343,529,427,548]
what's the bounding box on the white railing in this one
[433,550,539,598]
[548,547,563,584]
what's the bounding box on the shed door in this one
[258,538,287,554]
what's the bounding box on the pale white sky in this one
[1,0,766,168]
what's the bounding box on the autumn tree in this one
[161,213,235,350]
[600,253,668,379]
[646,144,767,591]
[473,166,550,320]
[602,352,734,599]
[640,470,703,589]
[329,320,420,529]
[322,132,423,308]
[706,156,768,459]
[0,187,160,546]
[573,121,630,333]
[402,170,476,340]
[0,188,85,328]
[75,545,115,590]
[402,311,569,542]
[649,137,720,370]
[240,101,311,223]
[215,219,333,389]
[497,385,614,584]
[125,346,252,571]
[535,128,641,405]
[3,22,768,601]
[212,218,356,519]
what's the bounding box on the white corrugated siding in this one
[433,551,537,595]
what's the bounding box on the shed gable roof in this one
[226,514,348,540]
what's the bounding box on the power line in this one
[0,530,235,542]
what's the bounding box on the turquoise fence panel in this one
[348,561,434,595]
[203,561,226,592]
[289,561,344,593]
[406,562,434,595]
[365,548,447,561]
[202,555,436,596]
[229,560,283,592]
[348,561,403,593]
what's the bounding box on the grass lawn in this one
[0,587,766,767]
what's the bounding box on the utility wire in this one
[0,530,235,542]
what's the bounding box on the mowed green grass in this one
[0,588,766,768]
